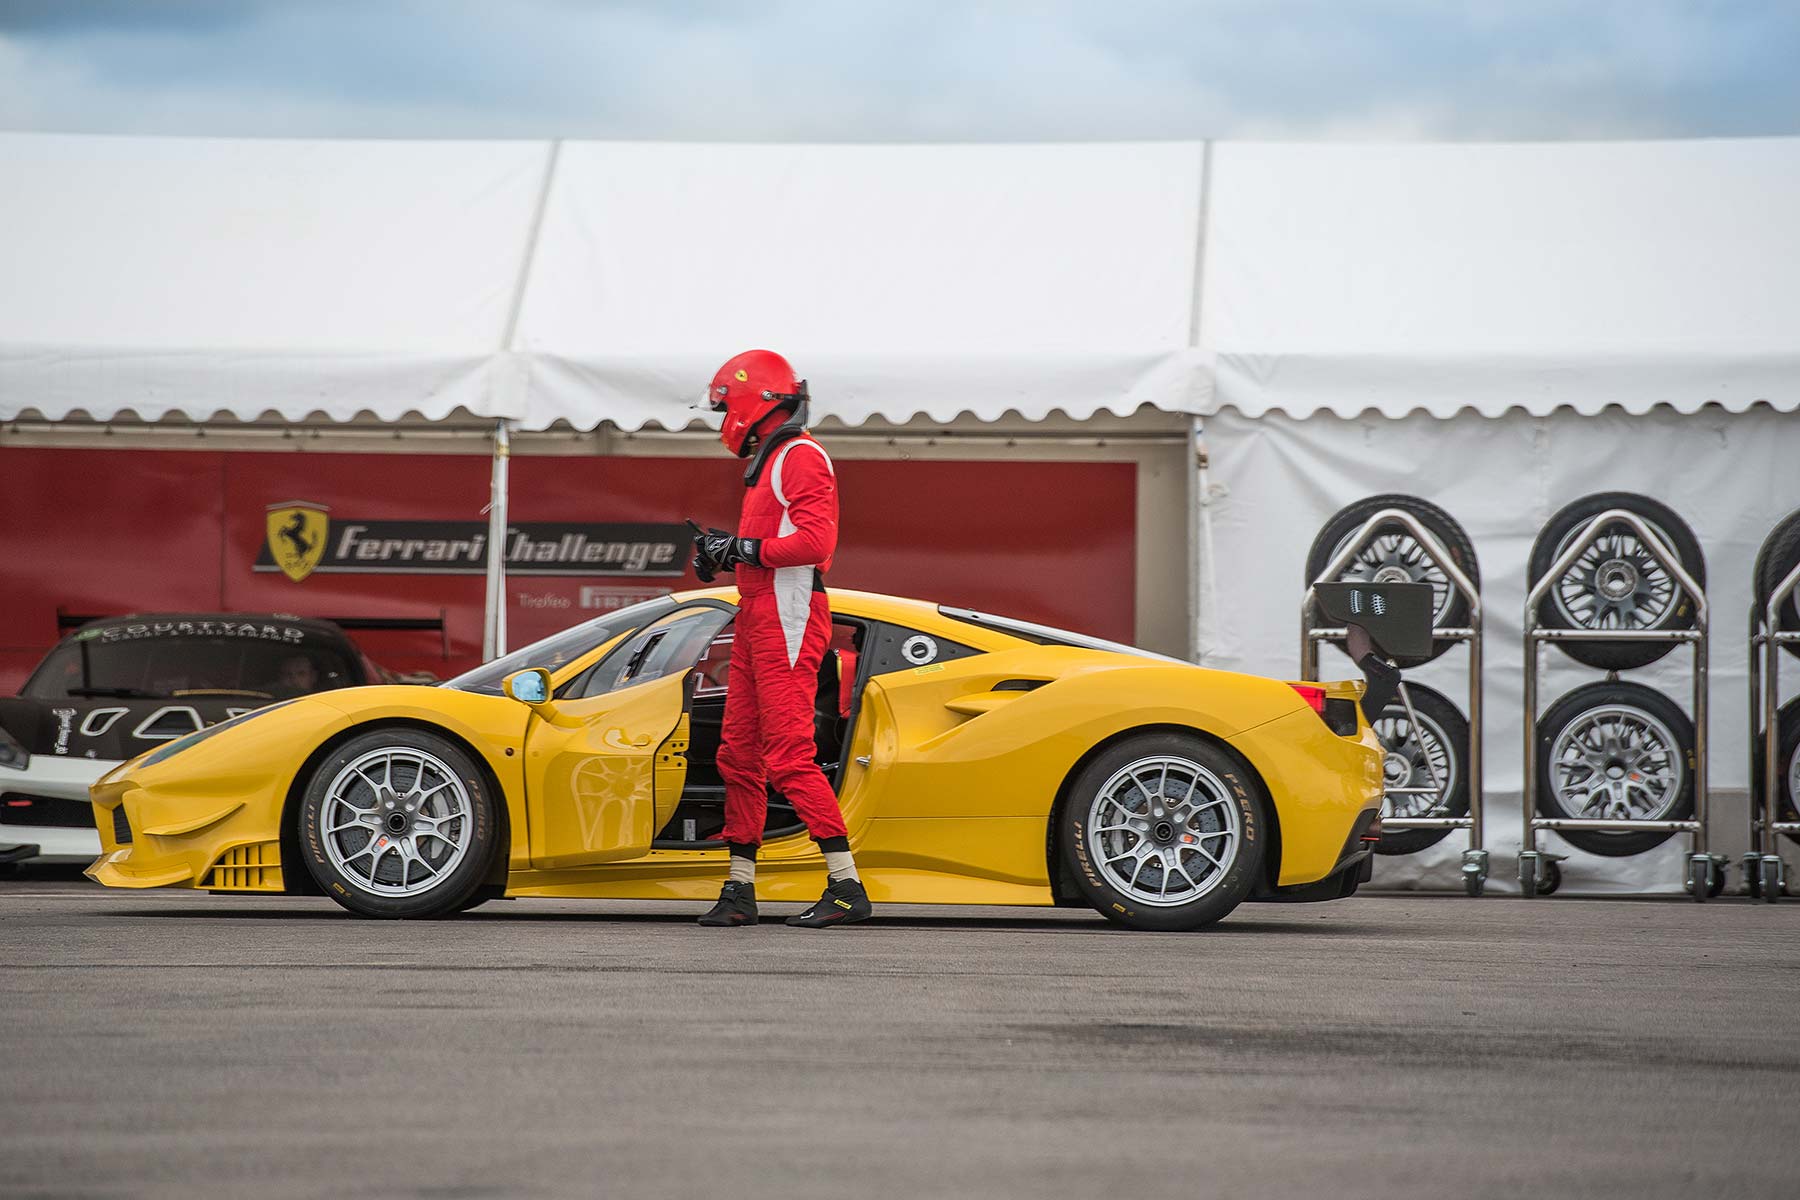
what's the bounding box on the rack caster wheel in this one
[1760,857,1785,905]
[1539,860,1562,896]
[1746,854,1764,900]
[1518,852,1540,899]
[1686,855,1721,903]
[1460,850,1488,898]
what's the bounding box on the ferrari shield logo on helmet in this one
[264,501,330,583]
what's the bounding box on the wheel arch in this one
[1045,722,1282,904]
[280,717,513,896]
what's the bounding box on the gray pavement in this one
[4,869,1800,1199]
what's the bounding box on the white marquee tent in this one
[3,132,1798,890]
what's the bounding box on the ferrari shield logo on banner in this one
[264,501,330,583]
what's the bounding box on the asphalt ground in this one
[4,867,1799,1200]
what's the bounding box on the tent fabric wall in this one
[3,133,1798,429]
[0,133,550,423]
[1201,138,1800,419]
[510,141,1208,431]
[1199,402,1800,892]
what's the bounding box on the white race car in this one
[0,613,396,864]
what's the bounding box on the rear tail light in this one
[1288,684,1328,714]
[1290,685,1361,737]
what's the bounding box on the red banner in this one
[0,446,1135,692]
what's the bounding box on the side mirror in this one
[503,668,554,707]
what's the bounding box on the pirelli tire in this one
[1755,508,1800,660]
[298,727,501,919]
[1305,494,1479,668]
[1534,681,1696,858]
[1370,683,1470,856]
[1528,492,1705,671]
[1753,698,1800,847]
[1060,733,1265,931]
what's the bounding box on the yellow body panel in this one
[88,587,1383,910]
[520,672,685,868]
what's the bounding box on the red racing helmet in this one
[705,349,808,458]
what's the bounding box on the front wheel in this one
[1060,733,1265,931]
[298,728,501,919]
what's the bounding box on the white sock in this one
[729,855,756,885]
[824,850,859,883]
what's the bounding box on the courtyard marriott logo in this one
[256,511,686,579]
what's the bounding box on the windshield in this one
[446,597,679,695]
[936,606,1188,665]
[23,622,361,701]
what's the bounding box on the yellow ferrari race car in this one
[89,589,1392,930]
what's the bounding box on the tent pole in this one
[1187,416,1211,665]
[482,419,512,661]
[1184,141,1215,665]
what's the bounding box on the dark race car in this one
[0,614,391,863]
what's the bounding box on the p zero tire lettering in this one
[1059,733,1266,931]
[298,729,501,919]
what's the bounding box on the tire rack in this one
[1301,508,1488,895]
[1747,557,1800,902]
[1520,508,1718,899]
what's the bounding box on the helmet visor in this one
[690,387,726,430]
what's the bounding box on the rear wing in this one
[1309,582,1435,721]
[55,609,451,659]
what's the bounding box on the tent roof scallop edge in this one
[3,132,1797,428]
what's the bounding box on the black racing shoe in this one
[785,877,872,928]
[697,881,758,927]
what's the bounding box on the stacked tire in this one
[1752,509,1800,890]
[1527,494,1704,863]
[1306,496,1477,857]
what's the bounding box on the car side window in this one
[575,606,733,699]
[860,622,983,678]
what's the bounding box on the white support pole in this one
[482,419,511,661]
[1185,140,1216,665]
[1186,415,1204,663]
[479,141,559,664]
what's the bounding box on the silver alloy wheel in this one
[1549,520,1679,632]
[321,746,473,896]
[1547,704,1684,822]
[1329,529,1454,624]
[1087,755,1241,907]
[1373,707,1457,820]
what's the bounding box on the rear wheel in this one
[1060,733,1265,931]
[298,728,500,919]
[1535,682,1695,857]
[1528,493,1704,670]
[457,884,510,913]
[1305,494,1479,667]
[1370,683,1469,856]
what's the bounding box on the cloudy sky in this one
[1,1,1796,142]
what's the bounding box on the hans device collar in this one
[743,395,810,486]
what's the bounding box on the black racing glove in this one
[687,521,763,579]
[687,519,722,582]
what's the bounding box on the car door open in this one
[521,605,732,869]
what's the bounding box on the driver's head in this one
[278,654,319,693]
[703,349,807,458]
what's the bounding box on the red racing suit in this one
[717,432,847,848]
